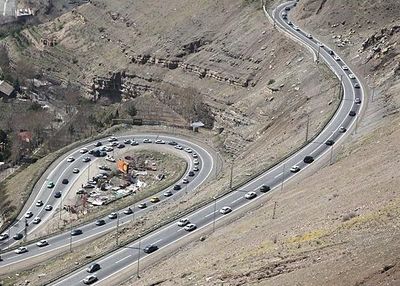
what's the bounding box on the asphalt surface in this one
[0,134,215,268]
[0,0,15,17]
[0,0,366,285]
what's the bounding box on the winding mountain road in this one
[0,0,366,285]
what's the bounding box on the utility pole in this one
[212,196,217,233]
[23,218,28,242]
[316,45,321,63]
[305,114,310,143]
[272,202,277,219]
[116,213,120,246]
[137,238,141,279]
[371,87,375,102]
[329,145,334,165]
[132,202,135,222]
[87,161,91,182]
[59,193,63,229]
[69,223,73,252]
[229,161,234,190]
[280,163,286,192]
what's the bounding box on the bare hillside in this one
[115,1,400,285]
[2,0,338,188]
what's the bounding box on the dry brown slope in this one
[116,1,400,285]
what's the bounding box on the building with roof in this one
[0,80,15,99]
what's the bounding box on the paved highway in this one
[0,0,15,17]
[0,0,366,284]
[0,134,216,269]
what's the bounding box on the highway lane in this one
[47,1,366,285]
[0,134,216,266]
[0,0,364,285]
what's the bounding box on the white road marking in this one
[204,212,214,218]
[3,0,8,16]
[115,255,131,264]
[274,173,282,179]
[231,197,242,204]
[150,239,162,245]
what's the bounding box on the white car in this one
[178,218,190,227]
[80,148,88,154]
[163,190,173,197]
[155,139,165,144]
[317,42,324,47]
[333,55,340,61]
[349,73,356,79]
[193,166,199,172]
[182,178,189,184]
[35,200,43,207]
[290,165,301,173]
[0,233,9,240]
[342,65,349,71]
[306,34,313,39]
[184,147,192,153]
[36,240,49,247]
[142,138,152,143]
[83,275,98,285]
[355,98,361,104]
[293,26,300,31]
[108,136,117,142]
[220,206,232,214]
[105,146,113,152]
[245,191,257,199]
[123,139,131,144]
[67,157,75,162]
[105,156,115,162]
[193,159,199,165]
[25,211,33,218]
[108,212,117,219]
[15,247,28,254]
[32,217,41,224]
[192,153,198,158]
[184,223,197,232]
[174,145,183,150]
[73,168,80,174]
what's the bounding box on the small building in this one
[190,121,205,132]
[0,80,16,99]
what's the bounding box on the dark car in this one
[62,179,69,184]
[349,110,356,116]
[188,171,195,177]
[325,140,335,146]
[329,50,334,55]
[259,185,271,193]
[71,229,83,236]
[303,156,314,164]
[13,233,23,240]
[117,144,125,149]
[95,219,106,226]
[168,141,178,146]
[86,263,101,273]
[54,191,62,198]
[95,142,102,147]
[143,244,158,254]
[173,184,181,191]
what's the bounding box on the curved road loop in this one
[0,1,366,285]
